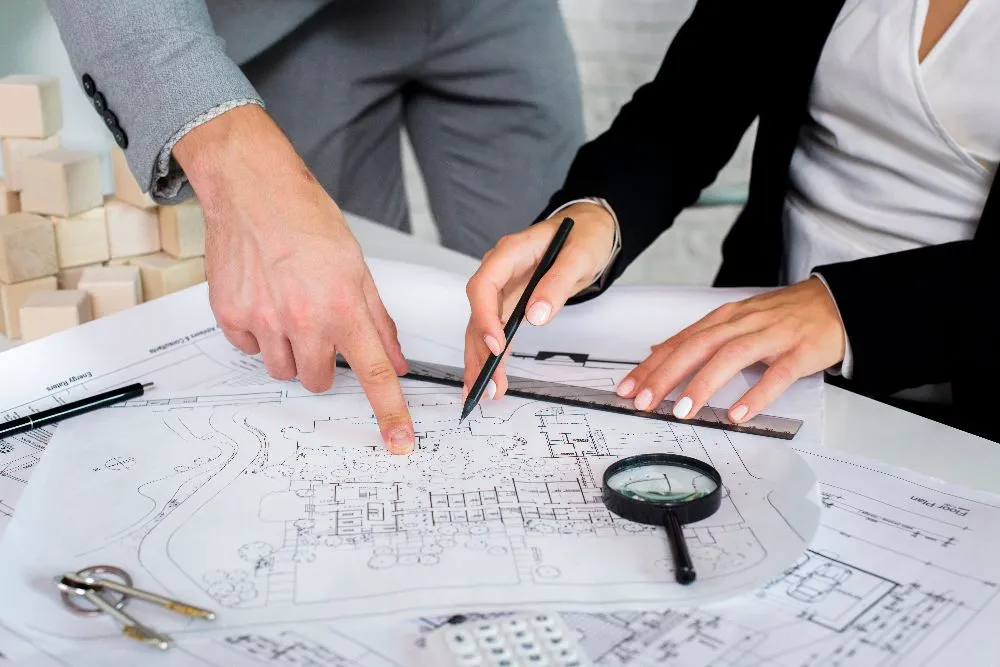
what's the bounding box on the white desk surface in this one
[3,215,996,493]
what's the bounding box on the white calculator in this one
[425,612,593,666]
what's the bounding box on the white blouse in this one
[784,0,998,286]
[571,0,999,391]
[783,0,999,385]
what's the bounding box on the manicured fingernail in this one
[634,389,653,411]
[527,301,551,326]
[487,380,497,400]
[730,404,748,423]
[462,384,468,399]
[673,396,693,419]
[616,378,635,397]
[389,429,414,454]
[484,335,502,356]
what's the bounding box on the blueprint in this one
[0,258,821,538]
[0,258,829,663]
[3,448,998,667]
[0,359,819,636]
[1,256,996,663]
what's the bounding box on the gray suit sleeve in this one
[45,1,263,203]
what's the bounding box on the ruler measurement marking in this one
[337,358,802,440]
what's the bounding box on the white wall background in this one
[0,0,753,286]
[0,0,116,189]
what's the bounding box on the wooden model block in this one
[58,263,101,290]
[111,148,156,209]
[104,253,156,267]
[0,185,19,215]
[19,150,103,217]
[105,198,160,258]
[130,253,205,300]
[53,207,109,268]
[0,75,62,138]
[0,212,57,284]
[0,275,57,338]
[77,266,142,318]
[2,135,61,191]
[18,290,92,341]
[158,200,205,259]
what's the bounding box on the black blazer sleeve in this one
[544,0,765,299]
[815,195,1000,398]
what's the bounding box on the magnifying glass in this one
[602,453,722,585]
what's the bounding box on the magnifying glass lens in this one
[602,454,724,586]
[606,464,719,505]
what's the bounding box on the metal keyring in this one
[59,565,134,616]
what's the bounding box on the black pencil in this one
[0,382,154,440]
[460,217,575,422]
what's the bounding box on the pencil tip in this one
[141,382,154,391]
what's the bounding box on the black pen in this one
[461,217,575,422]
[0,382,154,439]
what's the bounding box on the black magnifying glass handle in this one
[663,512,696,585]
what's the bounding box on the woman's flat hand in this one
[463,202,617,399]
[616,277,846,423]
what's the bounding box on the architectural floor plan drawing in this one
[0,259,835,665]
[0,260,816,539]
[0,354,819,640]
[6,446,997,667]
[560,447,1000,667]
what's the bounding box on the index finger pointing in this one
[341,304,415,455]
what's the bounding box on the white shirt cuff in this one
[546,197,622,295]
[811,272,853,379]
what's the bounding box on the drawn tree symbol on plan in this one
[238,542,275,573]
[90,456,136,472]
[294,549,317,563]
[103,456,135,472]
[264,464,294,479]
[203,569,258,607]
[369,548,397,569]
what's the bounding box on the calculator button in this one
[524,654,550,666]
[553,648,579,663]
[446,631,476,654]
[515,641,540,655]
[546,636,567,649]
[479,634,503,649]
[539,624,563,639]
[505,618,529,633]
[475,623,500,638]
[531,614,555,627]
[492,660,516,667]
[510,629,531,642]
[486,645,512,659]
[457,654,484,667]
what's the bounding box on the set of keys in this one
[56,565,216,650]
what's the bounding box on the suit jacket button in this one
[111,127,128,150]
[82,74,95,96]
[103,109,119,130]
[92,91,107,113]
